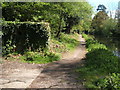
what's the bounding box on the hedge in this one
[2,21,51,55]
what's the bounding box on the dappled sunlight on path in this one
[28,35,87,88]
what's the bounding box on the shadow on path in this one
[28,35,86,88]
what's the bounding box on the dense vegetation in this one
[78,4,120,88]
[2,2,92,63]
[76,34,120,89]
[91,11,120,37]
[2,2,92,36]
[2,21,51,55]
[2,2,120,89]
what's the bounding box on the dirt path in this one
[0,35,86,88]
[28,35,87,88]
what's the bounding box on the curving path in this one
[0,35,86,88]
[28,35,87,88]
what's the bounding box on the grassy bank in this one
[7,33,80,64]
[76,34,120,89]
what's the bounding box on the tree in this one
[2,2,93,37]
[102,18,117,36]
[62,2,93,34]
[91,11,109,35]
[97,4,107,12]
[114,1,120,36]
[115,1,120,35]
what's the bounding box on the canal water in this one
[94,35,120,57]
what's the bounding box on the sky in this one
[87,0,119,12]
[87,0,119,18]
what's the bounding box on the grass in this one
[20,51,61,64]
[4,33,80,64]
[18,33,80,64]
[76,34,120,89]
[50,33,80,53]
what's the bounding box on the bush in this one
[76,34,120,88]
[87,43,107,52]
[49,33,80,55]
[96,73,120,89]
[82,33,93,40]
[2,21,50,55]
[22,51,61,64]
[86,49,119,73]
[49,38,67,53]
[59,33,79,49]
[86,39,97,48]
[83,34,107,51]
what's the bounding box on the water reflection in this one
[94,35,120,57]
[113,50,120,57]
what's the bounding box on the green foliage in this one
[102,18,117,36]
[82,33,93,40]
[82,34,107,51]
[59,33,80,49]
[91,11,109,34]
[2,21,50,55]
[50,33,80,53]
[2,2,49,21]
[76,34,120,88]
[87,43,107,51]
[115,7,120,35]
[91,10,119,37]
[19,33,79,64]
[2,40,16,55]
[86,49,119,73]
[50,39,67,53]
[96,73,120,89]
[84,34,119,73]
[21,51,61,64]
[60,33,79,44]
[2,2,93,36]
[86,39,107,51]
[2,2,93,64]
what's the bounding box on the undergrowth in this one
[20,51,61,64]
[50,33,79,53]
[76,34,120,89]
[6,33,80,64]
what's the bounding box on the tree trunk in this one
[65,24,71,34]
[56,10,62,38]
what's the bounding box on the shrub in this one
[49,38,67,53]
[96,73,120,89]
[83,34,107,51]
[2,21,50,55]
[59,33,79,48]
[76,34,120,88]
[22,51,61,64]
[82,33,92,40]
[2,40,16,55]
[86,49,119,73]
[87,43,107,51]
[49,33,80,54]
[83,34,119,73]
[86,39,97,48]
